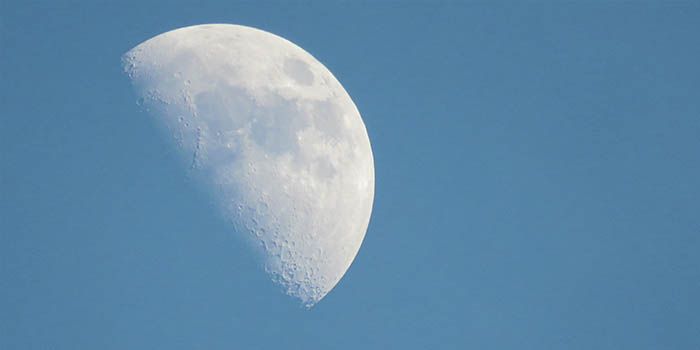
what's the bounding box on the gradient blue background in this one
[2,1,699,349]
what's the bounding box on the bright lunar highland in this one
[123,24,374,307]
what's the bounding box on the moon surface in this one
[122,24,374,306]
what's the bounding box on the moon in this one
[122,24,374,307]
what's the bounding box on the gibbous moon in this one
[122,24,374,306]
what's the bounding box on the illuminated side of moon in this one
[122,24,374,306]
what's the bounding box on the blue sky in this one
[2,1,699,349]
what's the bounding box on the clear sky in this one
[2,1,699,349]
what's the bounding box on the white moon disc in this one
[122,24,374,306]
